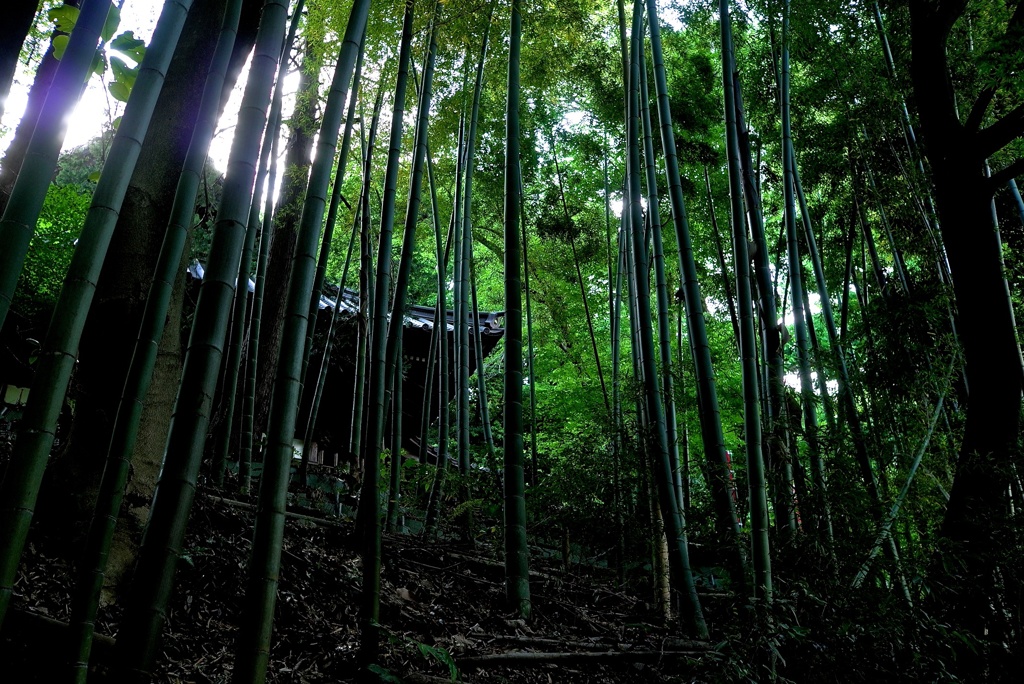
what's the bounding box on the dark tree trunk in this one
[253,41,320,435]
[0,0,41,125]
[909,0,1023,666]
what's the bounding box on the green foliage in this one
[48,2,147,108]
[13,184,90,318]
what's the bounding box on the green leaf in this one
[416,643,459,681]
[91,50,107,77]
[109,56,138,89]
[87,171,101,183]
[108,79,130,103]
[111,116,122,131]
[110,31,147,63]
[52,35,70,61]
[102,2,121,43]
[47,5,80,34]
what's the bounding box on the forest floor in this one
[0,477,743,683]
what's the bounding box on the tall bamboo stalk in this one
[302,202,361,471]
[0,0,110,329]
[781,0,822,541]
[350,80,386,473]
[629,0,707,636]
[423,142,452,537]
[215,0,306,489]
[298,32,365,484]
[359,0,417,666]
[461,3,497,485]
[503,0,532,621]
[298,23,366,429]
[387,331,404,532]
[721,0,771,601]
[469,256,500,484]
[520,178,540,485]
[380,11,439,538]
[647,0,747,589]
[112,2,290,678]
[67,2,241,677]
[233,2,370,679]
[0,0,193,630]
[239,0,308,495]
[638,38,682,516]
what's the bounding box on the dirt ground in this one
[1,483,733,683]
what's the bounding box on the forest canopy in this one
[0,0,1023,681]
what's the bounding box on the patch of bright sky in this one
[784,370,838,396]
[0,2,302,179]
[1,2,157,154]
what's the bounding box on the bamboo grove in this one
[0,0,1022,680]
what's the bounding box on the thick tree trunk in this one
[909,0,1023,662]
[38,0,228,574]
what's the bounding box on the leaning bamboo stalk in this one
[67,2,241,678]
[1011,179,1024,225]
[0,0,111,329]
[0,0,193,630]
[852,392,945,589]
[721,0,771,602]
[647,0,747,591]
[111,2,290,678]
[233,1,371,679]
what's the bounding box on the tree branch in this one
[988,157,1024,191]
[977,103,1024,157]
[966,88,996,132]
[974,1,1024,149]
